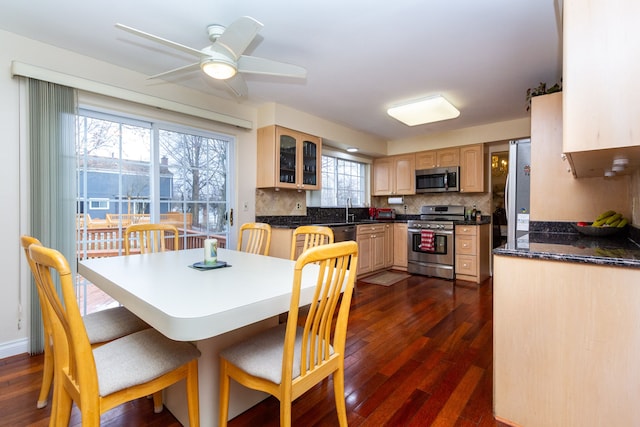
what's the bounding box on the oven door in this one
[407,227,455,278]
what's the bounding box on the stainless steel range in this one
[407,205,465,279]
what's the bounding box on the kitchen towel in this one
[420,229,435,252]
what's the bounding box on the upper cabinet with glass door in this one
[257,125,322,190]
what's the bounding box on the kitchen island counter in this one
[493,231,640,268]
[493,226,640,426]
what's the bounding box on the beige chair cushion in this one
[83,306,149,344]
[220,324,333,384]
[93,328,201,396]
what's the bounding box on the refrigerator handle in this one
[504,173,510,217]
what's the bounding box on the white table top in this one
[78,248,319,341]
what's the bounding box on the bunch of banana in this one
[592,210,628,227]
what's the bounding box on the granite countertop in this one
[494,230,640,269]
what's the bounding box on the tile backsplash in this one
[256,188,492,218]
[256,188,307,216]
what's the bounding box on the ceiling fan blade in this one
[116,23,203,58]
[148,62,200,80]
[223,74,248,97]
[215,16,263,60]
[237,55,307,78]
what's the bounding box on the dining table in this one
[78,247,320,427]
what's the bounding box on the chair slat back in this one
[237,222,272,255]
[283,241,358,387]
[20,236,54,353]
[290,225,334,260]
[124,223,179,255]
[28,244,99,402]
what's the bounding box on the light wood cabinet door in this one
[415,151,437,169]
[372,233,386,272]
[394,154,416,195]
[564,0,640,153]
[415,148,460,169]
[357,224,387,275]
[393,223,408,269]
[384,223,394,268]
[269,228,293,259]
[356,232,372,275]
[372,154,415,196]
[372,157,393,195]
[459,144,484,193]
[256,125,322,191]
[437,147,460,167]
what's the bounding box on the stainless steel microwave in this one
[415,166,460,193]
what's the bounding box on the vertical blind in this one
[28,79,77,354]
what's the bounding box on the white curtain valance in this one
[11,61,253,130]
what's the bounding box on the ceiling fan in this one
[115,16,307,97]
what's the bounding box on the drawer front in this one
[456,235,476,255]
[456,225,477,236]
[456,254,477,275]
[357,224,386,236]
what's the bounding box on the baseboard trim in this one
[0,338,29,359]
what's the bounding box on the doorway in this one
[76,109,234,314]
[491,151,508,248]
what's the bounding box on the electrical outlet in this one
[296,202,302,210]
[404,204,408,211]
[243,201,249,211]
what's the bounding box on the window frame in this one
[307,148,371,207]
[89,198,110,210]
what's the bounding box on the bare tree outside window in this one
[159,130,228,234]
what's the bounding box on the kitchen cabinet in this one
[383,223,394,268]
[392,223,408,270]
[356,224,386,276]
[562,0,640,177]
[494,254,640,426]
[257,125,322,190]
[459,144,485,193]
[454,224,490,283]
[372,154,415,196]
[269,228,293,259]
[415,147,460,169]
[530,92,630,222]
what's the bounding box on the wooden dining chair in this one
[20,235,150,409]
[124,223,179,255]
[237,222,272,255]
[28,243,201,427]
[219,241,359,427]
[290,225,334,260]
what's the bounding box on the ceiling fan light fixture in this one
[201,58,237,80]
[387,95,460,126]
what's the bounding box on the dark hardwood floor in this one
[0,273,508,427]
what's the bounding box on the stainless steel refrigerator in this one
[505,138,531,246]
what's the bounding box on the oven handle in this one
[408,228,454,236]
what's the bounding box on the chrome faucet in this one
[345,197,354,223]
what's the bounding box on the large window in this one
[310,153,369,207]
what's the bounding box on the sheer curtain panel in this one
[27,79,77,354]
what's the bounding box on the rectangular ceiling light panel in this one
[387,95,460,126]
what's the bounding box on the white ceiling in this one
[0,0,563,142]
